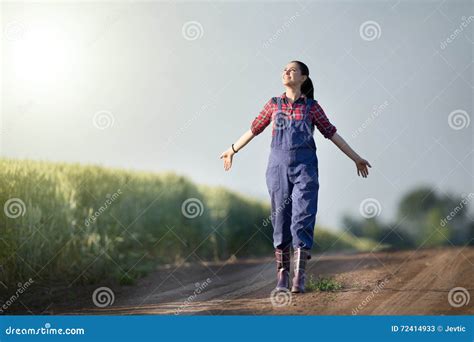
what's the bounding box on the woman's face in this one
[282,62,307,87]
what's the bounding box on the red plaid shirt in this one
[250,92,337,139]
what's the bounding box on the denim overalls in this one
[265,96,319,250]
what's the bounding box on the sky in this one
[1,0,473,230]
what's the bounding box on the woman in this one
[219,61,372,294]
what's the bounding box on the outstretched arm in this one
[220,97,274,171]
[219,129,255,171]
[310,101,372,178]
[330,132,372,178]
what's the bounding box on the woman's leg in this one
[266,164,293,249]
[289,163,319,249]
[288,161,319,293]
[267,164,294,291]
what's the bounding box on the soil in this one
[6,247,473,315]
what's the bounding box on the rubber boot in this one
[274,247,291,291]
[291,248,311,293]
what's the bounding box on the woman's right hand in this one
[219,148,235,171]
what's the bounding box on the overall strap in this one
[305,98,316,135]
[305,98,313,115]
[277,97,282,111]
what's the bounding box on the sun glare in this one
[9,25,76,87]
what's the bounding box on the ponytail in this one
[301,76,314,100]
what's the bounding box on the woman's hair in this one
[290,60,314,99]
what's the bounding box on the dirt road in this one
[43,247,474,315]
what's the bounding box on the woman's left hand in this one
[355,158,372,178]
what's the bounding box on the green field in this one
[0,158,378,288]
